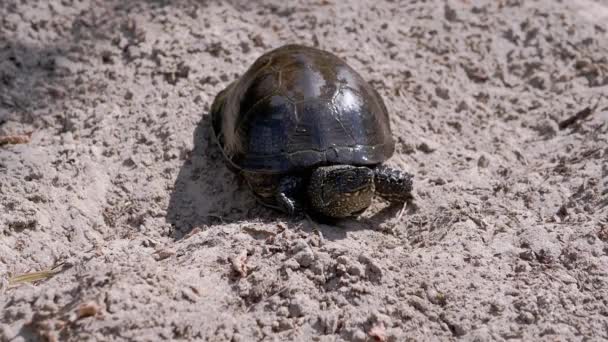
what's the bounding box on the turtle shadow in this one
[166,113,290,240]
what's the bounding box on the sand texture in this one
[1,0,608,341]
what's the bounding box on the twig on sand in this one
[396,201,408,222]
[0,131,33,146]
[8,262,67,287]
[558,96,603,130]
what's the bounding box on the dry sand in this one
[1,0,608,341]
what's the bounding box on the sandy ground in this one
[1,0,608,341]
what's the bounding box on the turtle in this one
[210,44,413,218]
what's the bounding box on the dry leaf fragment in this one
[8,262,67,287]
[0,132,32,146]
[369,322,387,342]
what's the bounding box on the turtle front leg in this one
[276,175,305,216]
[373,165,414,203]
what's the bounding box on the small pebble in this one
[288,302,304,317]
[417,140,437,153]
[154,248,176,261]
[351,328,367,342]
[294,250,315,267]
[477,155,490,168]
[77,301,101,319]
[283,258,300,270]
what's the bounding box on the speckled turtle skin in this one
[211,44,413,218]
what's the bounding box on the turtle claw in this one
[276,193,297,216]
[275,176,305,217]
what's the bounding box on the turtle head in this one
[307,165,375,218]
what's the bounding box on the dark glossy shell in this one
[211,44,394,174]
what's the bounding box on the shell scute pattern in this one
[212,44,394,174]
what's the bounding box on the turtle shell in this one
[211,44,395,174]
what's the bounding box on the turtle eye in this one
[344,171,356,182]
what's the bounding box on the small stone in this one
[292,240,309,252]
[336,263,348,275]
[514,261,530,273]
[556,205,568,220]
[528,75,546,90]
[358,254,383,281]
[533,120,557,139]
[450,322,467,336]
[251,34,265,48]
[489,299,505,315]
[101,50,114,64]
[311,260,325,275]
[288,303,304,317]
[408,298,428,313]
[294,250,315,267]
[540,327,556,337]
[385,295,398,305]
[517,311,536,324]
[401,142,416,154]
[154,248,176,261]
[536,295,551,310]
[430,178,446,185]
[336,255,350,264]
[520,231,561,265]
[351,328,367,342]
[417,139,438,153]
[240,41,250,53]
[519,250,535,261]
[427,289,447,306]
[283,258,300,270]
[455,100,469,113]
[462,63,489,83]
[317,313,339,334]
[440,313,466,336]
[556,272,577,285]
[276,306,289,317]
[272,319,294,332]
[347,264,364,277]
[236,280,251,298]
[444,3,458,21]
[77,301,100,319]
[535,249,554,264]
[230,250,248,277]
[477,155,489,168]
[435,87,450,100]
